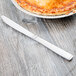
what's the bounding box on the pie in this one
[16,0,76,15]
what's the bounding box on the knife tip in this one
[1,15,5,19]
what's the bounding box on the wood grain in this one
[0,0,76,76]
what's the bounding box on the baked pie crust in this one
[16,0,76,15]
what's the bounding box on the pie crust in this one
[16,0,76,15]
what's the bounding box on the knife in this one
[1,15,73,60]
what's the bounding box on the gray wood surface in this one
[0,0,76,76]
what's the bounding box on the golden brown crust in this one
[16,0,76,15]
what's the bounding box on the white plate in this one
[11,0,75,19]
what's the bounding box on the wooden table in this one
[0,0,76,76]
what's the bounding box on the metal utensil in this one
[1,15,73,60]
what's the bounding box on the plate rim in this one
[11,0,75,19]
